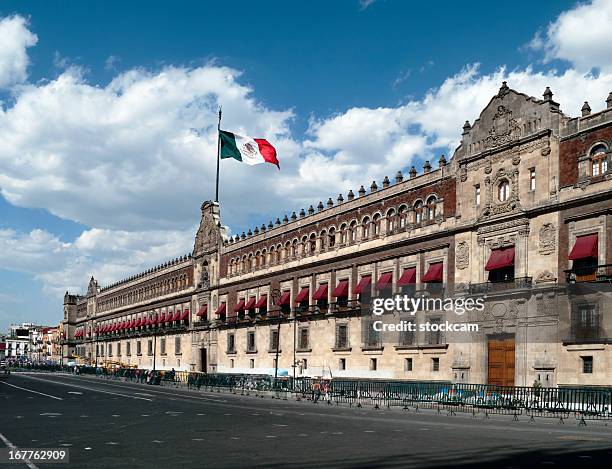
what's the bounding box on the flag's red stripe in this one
[254,139,280,168]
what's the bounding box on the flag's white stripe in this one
[233,133,266,165]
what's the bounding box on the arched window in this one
[414,201,423,223]
[261,249,267,267]
[309,233,317,253]
[328,227,336,248]
[320,230,327,251]
[386,209,396,232]
[498,180,510,202]
[340,223,348,244]
[590,144,608,176]
[426,196,437,220]
[362,216,371,239]
[372,213,381,235]
[291,239,298,257]
[276,244,282,263]
[398,205,408,228]
[349,221,358,242]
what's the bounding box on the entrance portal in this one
[487,335,515,387]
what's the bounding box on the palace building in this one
[61,83,612,388]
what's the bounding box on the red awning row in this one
[94,306,190,334]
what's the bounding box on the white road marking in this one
[192,438,204,441]
[85,447,92,450]
[59,443,72,447]
[112,415,120,417]
[105,442,119,445]
[80,415,88,418]
[0,432,39,469]
[197,413,205,416]
[15,416,23,419]
[364,430,375,433]
[18,375,152,401]
[273,424,287,427]
[265,436,277,438]
[48,374,227,403]
[332,432,343,435]
[0,381,63,400]
[152,440,164,444]
[230,437,240,440]
[141,414,150,417]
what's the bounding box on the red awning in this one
[312,284,328,300]
[332,280,349,297]
[215,303,227,316]
[158,313,166,323]
[172,310,181,321]
[234,299,245,312]
[353,276,372,294]
[485,246,515,271]
[197,305,208,317]
[245,297,257,310]
[277,291,290,306]
[179,310,189,321]
[255,295,267,308]
[376,272,393,290]
[165,311,173,323]
[295,287,309,304]
[568,233,598,260]
[422,262,443,283]
[134,319,141,328]
[397,267,417,286]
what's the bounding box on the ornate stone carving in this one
[535,270,556,283]
[460,165,467,182]
[194,201,221,257]
[484,159,492,174]
[87,277,98,297]
[541,146,551,156]
[480,167,522,220]
[538,223,556,255]
[512,155,521,165]
[482,105,521,150]
[198,264,210,289]
[456,241,470,270]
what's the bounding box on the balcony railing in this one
[565,264,612,283]
[468,276,532,295]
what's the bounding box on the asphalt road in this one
[1,373,611,468]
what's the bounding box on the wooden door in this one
[487,337,515,387]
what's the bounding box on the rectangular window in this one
[475,184,481,205]
[126,342,131,356]
[249,358,254,369]
[364,320,381,347]
[399,321,415,346]
[302,358,308,369]
[405,357,413,372]
[175,337,181,355]
[530,168,536,191]
[227,333,235,353]
[108,344,112,356]
[230,359,234,369]
[137,341,141,356]
[160,338,166,355]
[427,317,443,345]
[298,327,309,350]
[336,324,349,349]
[582,356,593,373]
[148,340,153,356]
[247,332,256,352]
[432,357,440,372]
[370,358,377,371]
[117,342,121,356]
[572,304,599,340]
[339,358,346,370]
[270,329,279,351]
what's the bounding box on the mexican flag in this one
[219,130,279,168]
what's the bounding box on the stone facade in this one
[62,84,612,387]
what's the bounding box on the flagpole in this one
[215,106,222,203]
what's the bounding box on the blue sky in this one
[1,0,612,330]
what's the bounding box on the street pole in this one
[153,331,157,372]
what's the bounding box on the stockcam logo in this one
[371,295,485,316]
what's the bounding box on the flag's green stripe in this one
[219,130,243,162]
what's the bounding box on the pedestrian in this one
[313,381,321,403]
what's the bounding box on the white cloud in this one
[530,0,612,72]
[2,6,612,302]
[0,15,38,88]
[0,227,194,296]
